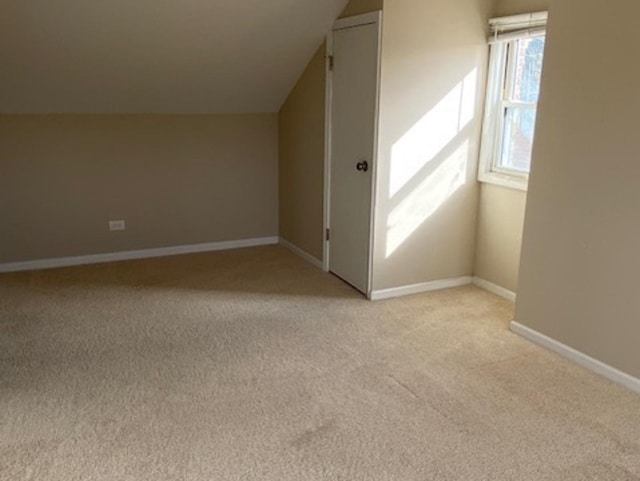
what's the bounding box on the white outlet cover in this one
[109,220,126,231]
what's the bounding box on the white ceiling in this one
[0,0,349,113]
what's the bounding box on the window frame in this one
[478,32,546,191]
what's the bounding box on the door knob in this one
[356,161,369,172]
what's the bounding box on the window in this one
[479,12,547,190]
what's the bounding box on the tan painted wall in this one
[340,0,383,17]
[495,0,550,15]
[277,0,383,260]
[1,0,350,114]
[515,0,640,378]
[0,114,278,263]
[278,47,326,259]
[372,0,494,290]
[474,0,551,292]
[474,184,526,291]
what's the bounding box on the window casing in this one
[479,14,547,191]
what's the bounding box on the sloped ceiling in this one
[0,0,350,113]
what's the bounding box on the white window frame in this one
[478,13,547,191]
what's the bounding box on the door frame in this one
[323,10,383,298]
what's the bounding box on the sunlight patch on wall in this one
[389,69,477,198]
[386,140,469,258]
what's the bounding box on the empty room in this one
[2,0,640,479]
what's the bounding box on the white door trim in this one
[322,32,333,274]
[323,10,383,298]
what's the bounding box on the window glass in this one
[508,37,545,103]
[499,107,537,172]
[478,26,547,189]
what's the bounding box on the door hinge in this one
[328,55,334,71]
[326,228,331,241]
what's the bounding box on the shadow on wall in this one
[376,67,482,288]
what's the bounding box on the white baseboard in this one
[370,276,472,301]
[511,321,640,395]
[472,277,517,302]
[0,236,279,273]
[279,238,323,270]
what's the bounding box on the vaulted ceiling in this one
[0,0,349,113]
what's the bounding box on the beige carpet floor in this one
[1,245,639,480]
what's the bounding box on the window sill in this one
[478,170,528,192]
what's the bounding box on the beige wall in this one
[278,47,326,259]
[473,0,551,292]
[515,0,640,378]
[474,189,527,293]
[277,0,383,260]
[340,0,383,17]
[0,114,278,263]
[474,184,526,291]
[1,0,350,114]
[495,0,550,15]
[372,0,493,290]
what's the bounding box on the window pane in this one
[499,106,537,173]
[509,36,545,103]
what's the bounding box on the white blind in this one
[489,11,548,43]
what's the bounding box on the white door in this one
[328,17,380,294]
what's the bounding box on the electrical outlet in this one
[109,220,126,232]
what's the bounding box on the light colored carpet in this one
[1,245,639,481]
